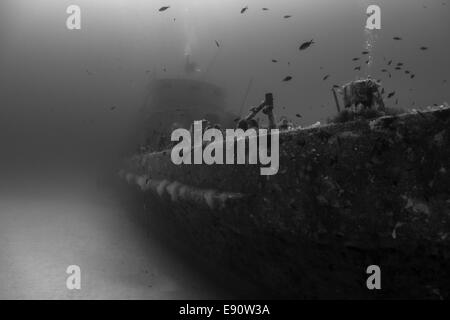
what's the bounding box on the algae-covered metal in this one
[121,105,450,299]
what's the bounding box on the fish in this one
[271,59,278,63]
[284,15,292,19]
[352,57,360,61]
[323,75,330,81]
[295,114,302,118]
[387,91,396,99]
[299,39,314,51]
[405,70,410,74]
[241,6,248,14]
[393,36,402,40]
[262,8,269,11]
[395,67,402,70]
[354,66,361,71]
[420,46,429,50]
[110,106,116,111]
[362,51,369,55]
[158,6,170,12]
[215,40,220,48]
[282,76,293,82]
[411,74,416,79]
[387,60,392,65]
[381,69,388,72]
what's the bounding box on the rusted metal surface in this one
[120,106,450,299]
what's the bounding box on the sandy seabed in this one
[0,171,230,300]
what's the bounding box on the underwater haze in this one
[0,0,449,299]
[1,0,449,173]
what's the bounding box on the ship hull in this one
[120,107,450,299]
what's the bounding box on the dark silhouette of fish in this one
[282,76,293,82]
[411,74,416,79]
[388,60,392,65]
[158,6,170,12]
[215,40,220,48]
[393,36,402,40]
[295,114,302,118]
[362,51,369,55]
[354,66,361,71]
[387,91,396,98]
[352,58,360,61]
[110,106,117,111]
[271,59,278,63]
[284,15,292,19]
[299,39,314,51]
[420,46,429,50]
[323,75,330,81]
[241,6,248,14]
[262,8,269,11]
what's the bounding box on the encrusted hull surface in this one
[120,107,450,299]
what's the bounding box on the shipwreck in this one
[118,77,450,299]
